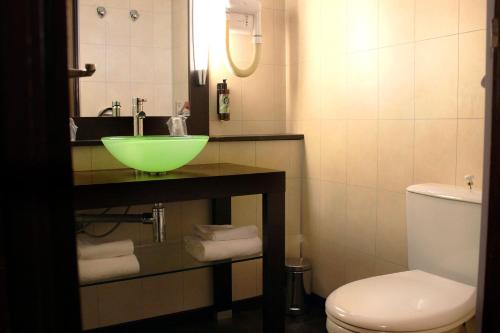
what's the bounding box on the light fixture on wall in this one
[191,0,209,86]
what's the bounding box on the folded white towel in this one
[194,224,258,241]
[78,255,140,284]
[77,235,134,260]
[184,235,262,262]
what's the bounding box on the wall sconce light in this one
[191,0,209,86]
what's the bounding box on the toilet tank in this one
[406,184,482,286]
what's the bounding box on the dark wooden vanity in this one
[73,163,286,333]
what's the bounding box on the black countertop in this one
[71,134,304,147]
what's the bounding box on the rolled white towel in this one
[77,235,134,260]
[78,255,140,284]
[194,224,258,241]
[184,235,262,262]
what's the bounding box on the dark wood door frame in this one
[477,0,500,330]
[0,0,81,332]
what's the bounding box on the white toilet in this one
[325,183,482,333]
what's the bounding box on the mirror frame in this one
[67,0,209,140]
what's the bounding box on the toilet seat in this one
[325,270,476,332]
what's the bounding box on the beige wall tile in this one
[275,11,286,66]
[456,119,485,187]
[180,200,211,236]
[80,287,100,330]
[79,5,106,45]
[347,120,378,188]
[459,0,487,32]
[209,121,243,136]
[302,121,322,180]
[459,30,486,119]
[321,53,348,120]
[286,179,302,236]
[141,273,183,318]
[321,120,347,183]
[347,0,378,51]
[130,0,153,11]
[415,0,459,40]
[242,121,277,134]
[232,261,258,301]
[414,119,458,184]
[261,8,276,65]
[286,234,302,257]
[347,50,378,119]
[79,82,106,117]
[379,44,414,119]
[415,36,458,119]
[314,239,345,297]
[288,140,304,178]
[320,181,347,243]
[302,179,322,259]
[378,0,414,47]
[182,268,213,310]
[287,61,322,121]
[72,147,92,171]
[189,142,220,165]
[376,191,408,266]
[256,141,291,173]
[220,142,256,166]
[375,259,407,276]
[131,11,154,47]
[344,247,376,283]
[97,280,145,326]
[79,44,106,82]
[321,0,348,57]
[293,0,322,63]
[378,120,414,193]
[242,65,276,121]
[232,195,258,228]
[346,186,377,255]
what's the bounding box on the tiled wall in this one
[72,141,303,329]
[208,0,287,135]
[285,0,487,297]
[78,0,178,117]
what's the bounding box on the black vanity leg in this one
[212,197,233,319]
[262,192,285,333]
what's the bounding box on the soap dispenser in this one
[217,79,230,121]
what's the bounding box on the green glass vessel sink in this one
[101,135,209,172]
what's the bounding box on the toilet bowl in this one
[325,184,482,333]
[325,270,476,333]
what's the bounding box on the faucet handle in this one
[137,111,146,119]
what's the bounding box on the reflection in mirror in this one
[75,0,189,117]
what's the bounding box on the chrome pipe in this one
[152,203,167,243]
[75,213,155,224]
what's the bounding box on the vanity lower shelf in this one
[73,163,285,332]
[80,241,262,287]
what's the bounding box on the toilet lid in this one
[325,270,476,332]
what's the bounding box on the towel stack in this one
[77,235,140,284]
[184,225,262,262]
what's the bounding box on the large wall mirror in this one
[68,0,208,140]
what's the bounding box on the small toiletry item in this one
[217,79,230,121]
[112,100,121,117]
[167,101,190,136]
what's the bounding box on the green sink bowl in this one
[101,135,209,172]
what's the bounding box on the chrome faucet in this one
[132,97,147,136]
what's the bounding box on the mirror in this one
[72,0,189,118]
